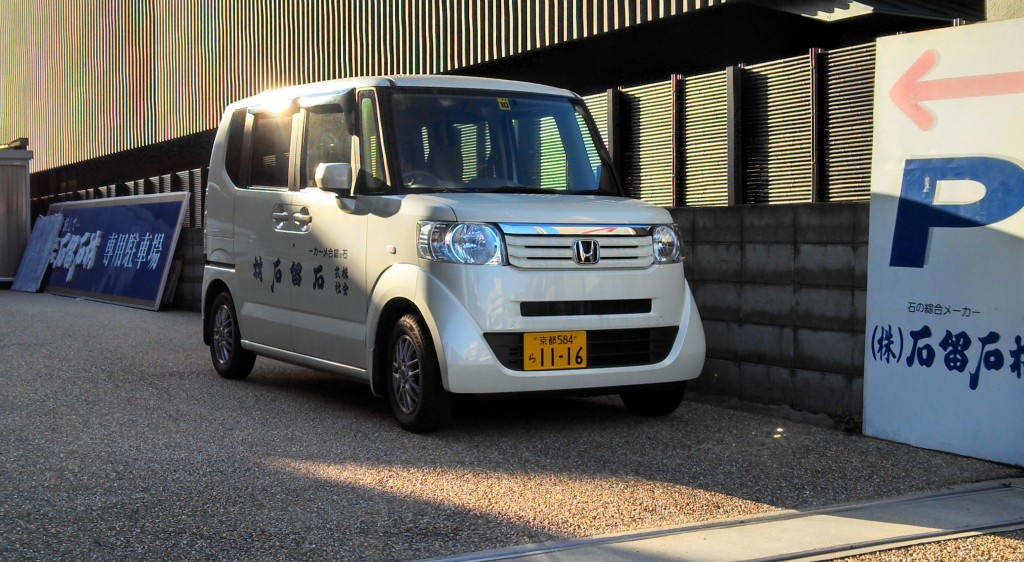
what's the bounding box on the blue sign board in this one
[45,193,189,310]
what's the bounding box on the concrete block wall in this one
[172,228,204,311]
[672,202,869,419]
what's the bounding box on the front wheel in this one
[209,291,256,380]
[620,381,687,416]
[387,314,453,433]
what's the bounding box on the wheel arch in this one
[370,297,421,397]
[202,278,231,345]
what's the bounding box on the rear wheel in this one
[209,291,256,379]
[387,314,452,433]
[620,381,687,416]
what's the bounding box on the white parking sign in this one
[865,18,1024,466]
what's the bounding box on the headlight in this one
[417,221,505,265]
[652,224,682,264]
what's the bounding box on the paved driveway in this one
[1,291,1019,561]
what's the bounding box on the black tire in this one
[386,314,453,433]
[620,381,687,416]
[209,291,256,380]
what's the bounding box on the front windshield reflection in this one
[389,91,607,194]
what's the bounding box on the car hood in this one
[411,192,673,225]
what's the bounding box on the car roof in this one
[228,75,579,113]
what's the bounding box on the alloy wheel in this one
[391,334,422,415]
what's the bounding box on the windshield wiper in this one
[473,186,559,194]
[427,186,593,195]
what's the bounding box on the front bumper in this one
[417,262,706,394]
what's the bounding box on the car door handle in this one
[292,213,312,224]
[271,211,291,222]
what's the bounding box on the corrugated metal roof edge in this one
[738,0,983,23]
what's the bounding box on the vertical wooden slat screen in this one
[823,43,875,202]
[621,80,676,207]
[741,54,814,204]
[191,169,205,229]
[681,70,729,206]
[582,91,609,149]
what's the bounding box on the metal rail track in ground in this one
[431,479,1024,562]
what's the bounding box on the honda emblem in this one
[572,239,600,265]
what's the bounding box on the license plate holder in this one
[523,331,587,371]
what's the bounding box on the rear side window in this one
[248,113,293,188]
[359,95,387,192]
[223,109,247,185]
[454,122,493,182]
[507,106,599,191]
[535,115,566,189]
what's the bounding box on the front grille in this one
[499,224,655,270]
[504,234,653,270]
[484,327,678,371]
[520,299,652,317]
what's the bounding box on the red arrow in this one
[890,49,1024,131]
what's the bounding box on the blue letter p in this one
[889,157,1024,268]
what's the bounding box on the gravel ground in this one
[836,530,1024,562]
[1,291,1021,561]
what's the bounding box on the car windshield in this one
[386,90,615,194]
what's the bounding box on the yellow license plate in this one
[523,331,587,371]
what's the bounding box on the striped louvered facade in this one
[0,0,727,174]
[0,1,970,211]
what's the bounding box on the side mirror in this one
[315,162,353,197]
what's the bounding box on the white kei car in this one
[202,75,705,432]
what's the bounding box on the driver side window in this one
[302,109,352,188]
